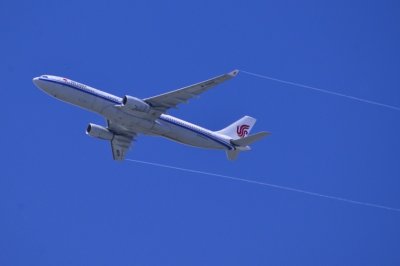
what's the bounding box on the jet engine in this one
[86,123,114,140]
[122,95,150,112]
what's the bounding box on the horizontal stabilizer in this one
[231,131,270,147]
[226,150,240,160]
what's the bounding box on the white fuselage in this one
[33,75,234,151]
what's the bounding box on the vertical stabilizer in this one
[217,116,256,140]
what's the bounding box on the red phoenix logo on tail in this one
[236,124,250,138]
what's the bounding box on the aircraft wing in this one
[107,120,136,160]
[144,69,239,114]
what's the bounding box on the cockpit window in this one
[41,75,48,78]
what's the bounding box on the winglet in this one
[228,69,239,77]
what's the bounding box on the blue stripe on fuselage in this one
[39,78,121,104]
[159,117,233,150]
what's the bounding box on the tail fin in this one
[217,116,257,140]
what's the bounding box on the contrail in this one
[126,159,400,213]
[240,70,400,112]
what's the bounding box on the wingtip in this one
[228,69,240,77]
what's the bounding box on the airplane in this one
[32,70,269,161]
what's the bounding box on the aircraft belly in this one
[101,106,157,133]
[163,124,224,149]
[53,84,99,112]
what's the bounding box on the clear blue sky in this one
[2,0,400,265]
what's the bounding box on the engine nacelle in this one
[86,123,114,140]
[122,95,150,112]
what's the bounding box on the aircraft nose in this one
[32,77,40,87]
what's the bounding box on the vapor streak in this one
[240,70,400,112]
[126,159,400,213]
